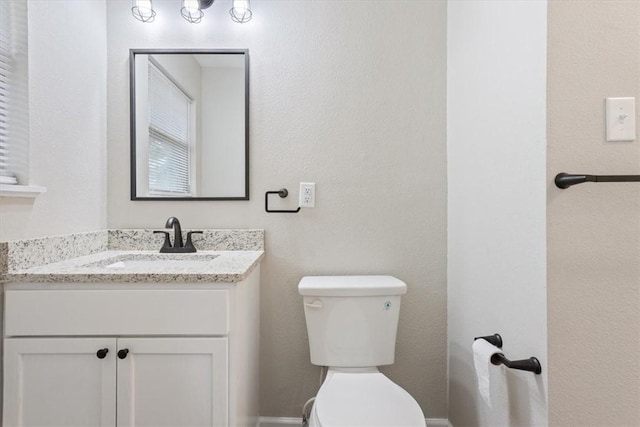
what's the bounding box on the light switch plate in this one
[606,97,636,142]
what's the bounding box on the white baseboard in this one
[258,416,451,427]
[426,419,453,427]
[258,417,301,427]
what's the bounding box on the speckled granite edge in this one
[1,229,264,277]
[0,241,8,275]
[108,229,264,251]
[4,231,108,272]
[5,272,255,283]
[5,250,264,283]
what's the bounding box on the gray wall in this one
[106,0,448,418]
[547,1,640,425]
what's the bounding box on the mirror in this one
[130,49,249,200]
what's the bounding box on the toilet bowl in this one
[299,276,426,427]
[308,368,426,427]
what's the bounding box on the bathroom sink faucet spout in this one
[166,216,183,248]
[154,217,203,253]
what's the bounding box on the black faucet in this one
[153,217,203,253]
[166,216,183,248]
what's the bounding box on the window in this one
[0,0,43,197]
[0,0,28,186]
[147,60,194,196]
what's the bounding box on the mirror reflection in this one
[130,49,249,200]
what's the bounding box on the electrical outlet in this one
[299,182,315,208]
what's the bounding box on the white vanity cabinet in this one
[2,267,260,427]
[4,337,228,427]
[4,337,118,426]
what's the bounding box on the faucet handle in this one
[184,231,203,253]
[153,230,172,253]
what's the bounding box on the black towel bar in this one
[555,173,640,189]
[474,334,542,375]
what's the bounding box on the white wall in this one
[547,1,640,425]
[200,65,245,197]
[447,1,548,426]
[107,0,447,418]
[0,0,107,241]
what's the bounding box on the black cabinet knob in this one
[117,349,130,359]
[96,348,109,359]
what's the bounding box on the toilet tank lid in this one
[298,275,407,296]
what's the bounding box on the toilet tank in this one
[298,275,407,367]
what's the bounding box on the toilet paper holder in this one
[264,188,301,213]
[474,334,542,375]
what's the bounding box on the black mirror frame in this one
[129,48,250,201]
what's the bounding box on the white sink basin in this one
[80,253,220,269]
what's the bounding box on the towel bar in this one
[555,173,640,189]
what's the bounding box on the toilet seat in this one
[310,369,426,427]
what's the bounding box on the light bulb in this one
[132,0,156,23]
[181,0,204,23]
[230,0,252,23]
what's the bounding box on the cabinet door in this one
[3,338,117,427]
[116,337,228,427]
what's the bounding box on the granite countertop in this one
[1,229,265,284]
[5,250,264,283]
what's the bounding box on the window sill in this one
[0,184,47,198]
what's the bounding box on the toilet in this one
[299,275,426,427]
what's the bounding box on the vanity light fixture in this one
[229,0,252,23]
[181,0,209,24]
[131,0,252,24]
[131,0,156,23]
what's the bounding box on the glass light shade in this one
[230,0,252,23]
[132,0,156,23]
[181,0,204,23]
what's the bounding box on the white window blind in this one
[0,0,28,185]
[147,62,192,195]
